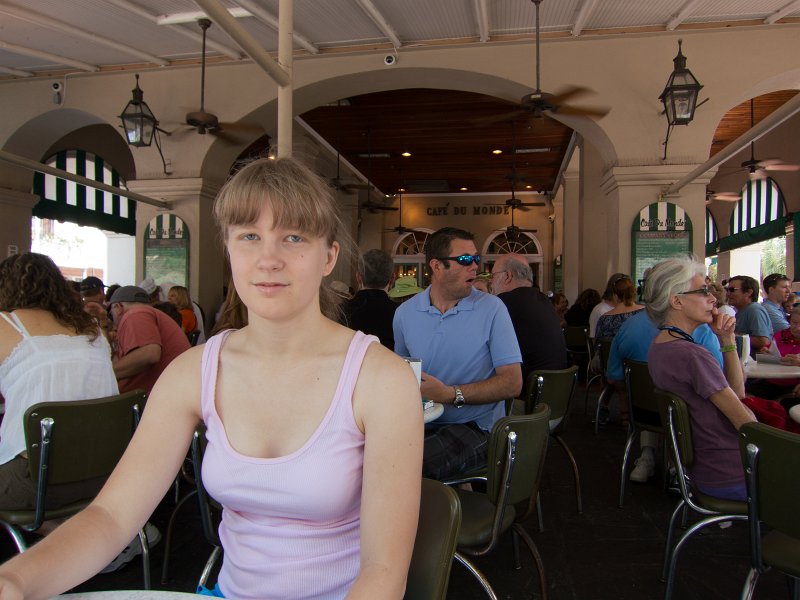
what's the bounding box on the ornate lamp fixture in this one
[118,74,171,173]
[659,40,704,159]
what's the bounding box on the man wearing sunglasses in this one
[727,275,771,355]
[761,273,791,334]
[394,227,522,481]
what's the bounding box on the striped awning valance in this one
[705,209,718,246]
[146,214,187,239]
[632,202,691,232]
[730,177,785,235]
[32,150,135,235]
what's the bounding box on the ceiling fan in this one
[740,98,800,180]
[328,100,371,193]
[487,122,547,212]
[181,19,261,141]
[706,189,740,202]
[355,128,397,212]
[384,187,413,233]
[481,0,608,126]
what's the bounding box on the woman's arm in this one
[347,344,423,600]
[709,386,756,431]
[710,311,745,398]
[0,346,204,600]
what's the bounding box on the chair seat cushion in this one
[693,492,747,515]
[0,500,90,526]
[762,530,800,578]
[455,489,516,548]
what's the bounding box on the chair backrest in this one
[187,330,201,346]
[191,423,221,547]
[594,337,614,373]
[739,422,800,541]
[23,389,147,486]
[524,366,578,425]
[486,404,551,510]
[564,326,590,354]
[623,360,663,429]
[404,479,461,600]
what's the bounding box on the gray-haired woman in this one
[645,255,754,501]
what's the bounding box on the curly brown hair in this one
[0,252,99,339]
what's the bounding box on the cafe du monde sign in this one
[631,201,692,284]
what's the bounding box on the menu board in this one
[631,202,692,284]
[631,231,691,284]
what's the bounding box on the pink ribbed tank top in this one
[200,330,376,600]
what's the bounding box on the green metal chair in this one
[739,422,800,600]
[0,389,152,588]
[619,360,665,507]
[655,389,747,600]
[564,325,591,382]
[526,365,581,514]
[448,405,551,600]
[404,479,462,600]
[590,337,615,432]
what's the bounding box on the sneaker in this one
[99,522,161,574]
[629,455,655,482]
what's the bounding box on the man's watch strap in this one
[453,386,465,408]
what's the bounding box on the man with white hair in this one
[491,253,568,385]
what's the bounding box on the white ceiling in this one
[1,0,799,77]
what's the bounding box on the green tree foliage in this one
[760,236,787,279]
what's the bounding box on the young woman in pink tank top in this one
[0,158,424,600]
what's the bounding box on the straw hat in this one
[388,276,424,299]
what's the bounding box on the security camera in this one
[52,82,63,92]
[547,214,556,223]
[51,81,63,105]
[383,54,396,66]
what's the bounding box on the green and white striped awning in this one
[730,176,785,235]
[32,150,135,235]
[705,209,718,246]
[633,202,691,232]
[146,214,187,239]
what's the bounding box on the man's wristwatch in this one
[453,386,466,408]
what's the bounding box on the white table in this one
[745,361,800,380]
[56,592,197,600]
[423,403,443,423]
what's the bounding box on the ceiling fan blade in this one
[218,121,264,133]
[554,104,610,118]
[749,168,768,181]
[708,191,741,201]
[758,159,800,172]
[518,202,546,207]
[548,85,593,105]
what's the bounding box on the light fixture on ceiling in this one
[659,39,704,160]
[118,74,171,174]
[492,149,503,155]
[401,151,411,157]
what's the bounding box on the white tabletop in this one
[423,403,443,423]
[56,592,197,600]
[745,361,800,380]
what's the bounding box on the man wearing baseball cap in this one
[108,285,190,394]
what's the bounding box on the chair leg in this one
[585,374,601,415]
[161,488,198,583]
[787,575,799,600]
[618,428,636,507]
[511,528,522,570]
[0,522,28,553]
[198,545,222,590]
[454,552,499,600]
[738,568,759,600]
[663,514,747,600]
[137,527,151,590]
[554,434,582,514]
[661,500,686,582]
[593,384,612,435]
[513,523,548,600]
[536,492,544,532]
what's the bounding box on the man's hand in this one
[781,354,800,367]
[419,371,452,404]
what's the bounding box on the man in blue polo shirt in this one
[761,273,791,334]
[393,227,522,480]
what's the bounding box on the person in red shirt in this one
[108,286,190,394]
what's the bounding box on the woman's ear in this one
[668,293,683,312]
[322,241,340,276]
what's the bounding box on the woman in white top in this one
[0,252,118,512]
